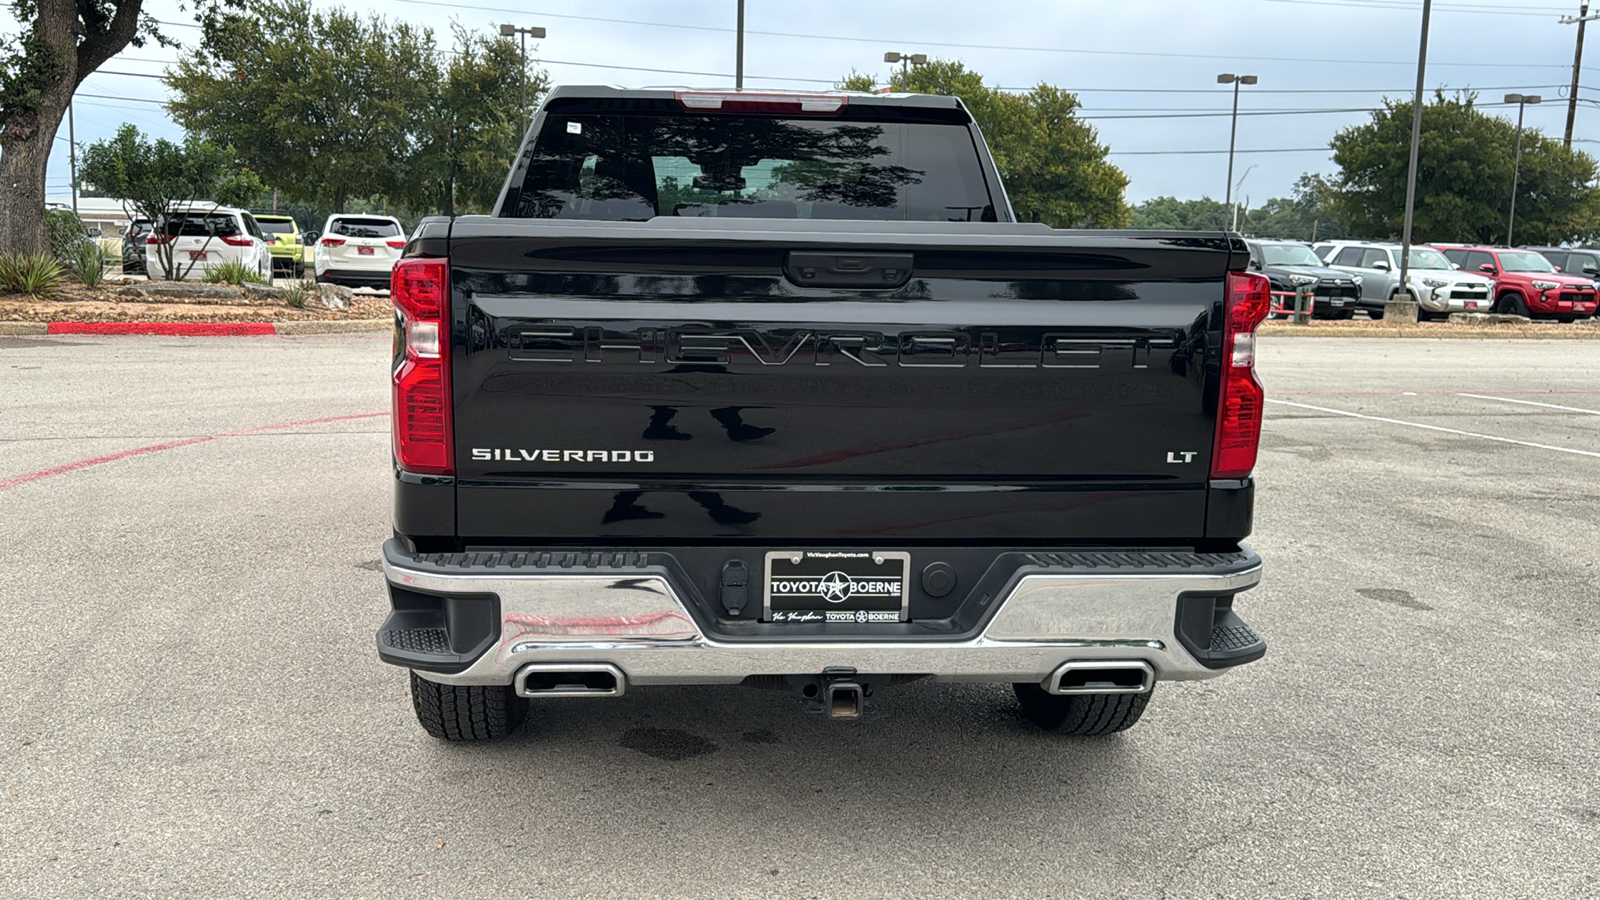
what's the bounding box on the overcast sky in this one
[16,0,1597,208]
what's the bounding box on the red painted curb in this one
[46,322,277,336]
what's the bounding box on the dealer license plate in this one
[764,551,910,624]
[188,251,206,260]
[358,247,375,255]
[1466,301,1480,309]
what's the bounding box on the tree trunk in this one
[333,185,346,213]
[0,114,63,254]
[443,155,457,218]
[0,0,149,255]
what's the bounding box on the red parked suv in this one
[1435,246,1598,321]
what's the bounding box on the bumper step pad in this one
[382,627,450,656]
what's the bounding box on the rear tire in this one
[409,671,528,741]
[1013,683,1154,736]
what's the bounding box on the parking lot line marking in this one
[1456,393,1600,415]
[0,412,385,493]
[1266,399,1600,459]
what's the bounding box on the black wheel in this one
[1335,309,1356,320]
[294,262,305,279]
[1013,683,1154,736]
[1557,316,1576,324]
[409,671,528,741]
[1498,292,1531,317]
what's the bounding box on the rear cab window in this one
[164,213,242,237]
[331,217,403,238]
[507,96,997,222]
[258,218,298,235]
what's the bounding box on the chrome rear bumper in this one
[380,546,1264,689]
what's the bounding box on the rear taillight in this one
[321,237,346,246]
[674,90,847,114]
[391,257,452,475]
[386,239,407,249]
[1211,271,1271,479]
[146,234,170,245]
[220,234,253,247]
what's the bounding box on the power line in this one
[1247,0,1572,16]
[1109,147,1331,156]
[363,0,1584,69]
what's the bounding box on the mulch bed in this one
[0,282,390,323]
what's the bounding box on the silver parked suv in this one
[1314,241,1494,319]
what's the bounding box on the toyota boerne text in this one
[375,86,1270,741]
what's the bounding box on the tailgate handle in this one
[785,252,914,289]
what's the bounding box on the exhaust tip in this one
[514,663,627,698]
[825,682,863,719]
[1046,660,1153,695]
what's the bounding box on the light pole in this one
[884,52,928,90]
[1506,93,1542,246]
[499,23,547,142]
[736,0,745,90]
[1231,165,1257,232]
[1217,73,1257,230]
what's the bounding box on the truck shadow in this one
[441,680,1157,826]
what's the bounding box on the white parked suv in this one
[143,204,272,281]
[1316,240,1494,319]
[312,214,407,289]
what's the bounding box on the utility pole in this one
[1562,3,1599,147]
[1506,94,1543,246]
[736,0,745,90]
[68,102,78,217]
[499,24,547,143]
[1218,74,1258,229]
[1395,0,1433,321]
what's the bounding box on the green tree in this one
[839,61,1129,227]
[80,123,264,278]
[1237,174,1348,240]
[1128,196,1230,231]
[1328,92,1600,245]
[398,24,549,216]
[0,1,236,254]
[167,0,437,212]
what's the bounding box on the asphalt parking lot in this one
[1,334,1597,898]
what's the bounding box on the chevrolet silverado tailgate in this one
[442,218,1239,543]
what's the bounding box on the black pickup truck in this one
[378,86,1269,741]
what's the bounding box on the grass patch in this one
[201,258,270,287]
[281,279,317,309]
[64,240,113,289]
[0,252,67,299]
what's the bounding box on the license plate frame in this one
[763,551,911,625]
[357,246,375,256]
[188,251,206,260]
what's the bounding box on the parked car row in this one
[120,208,408,288]
[1242,238,1599,322]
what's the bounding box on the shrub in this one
[201,258,269,286]
[281,279,318,309]
[45,209,94,261]
[0,252,68,299]
[65,240,112,288]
